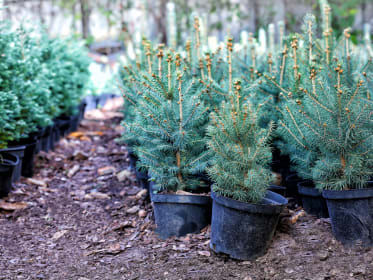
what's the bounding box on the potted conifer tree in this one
[207,80,287,260]
[273,22,373,245]
[122,48,211,239]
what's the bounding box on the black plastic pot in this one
[29,127,45,155]
[151,185,212,239]
[97,93,112,108]
[41,125,53,152]
[0,153,19,197]
[57,116,71,138]
[10,137,37,178]
[268,185,286,196]
[78,100,87,122]
[323,185,373,246]
[0,146,25,182]
[69,114,79,133]
[210,190,287,260]
[285,173,302,204]
[50,122,58,151]
[84,95,99,111]
[298,181,329,218]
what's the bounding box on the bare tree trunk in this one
[150,0,167,44]
[79,0,91,39]
[38,0,44,25]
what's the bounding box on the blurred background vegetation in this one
[1,0,372,46]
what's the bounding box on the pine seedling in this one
[122,50,210,192]
[207,80,274,203]
[278,45,373,190]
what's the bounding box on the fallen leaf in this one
[138,209,147,218]
[90,192,110,199]
[67,164,80,178]
[26,178,48,188]
[73,150,89,160]
[126,205,140,214]
[198,250,211,257]
[116,169,132,182]
[0,200,28,211]
[52,230,68,241]
[111,221,135,231]
[68,131,84,139]
[98,166,116,176]
[136,189,148,199]
[172,244,189,251]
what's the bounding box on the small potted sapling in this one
[274,25,373,245]
[122,50,211,239]
[207,80,287,260]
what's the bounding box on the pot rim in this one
[211,190,287,215]
[151,192,211,204]
[0,153,20,167]
[322,188,373,200]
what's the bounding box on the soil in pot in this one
[298,181,329,218]
[210,190,287,260]
[151,183,212,239]
[0,146,25,182]
[323,184,373,246]
[0,153,19,197]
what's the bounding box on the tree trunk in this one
[79,0,91,39]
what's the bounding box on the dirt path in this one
[0,117,372,280]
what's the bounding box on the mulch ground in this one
[0,115,372,280]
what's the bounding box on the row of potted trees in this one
[119,10,373,260]
[0,24,91,197]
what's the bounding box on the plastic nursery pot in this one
[322,184,373,246]
[151,183,212,239]
[9,136,38,178]
[0,153,19,197]
[0,146,26,183]
[41,125,53,152]
[56,116,72,138]
[210,190,287,260]
[268,185,286,196]
[297,181,329,218]
[85,95,100,111]
[97,93,112,108]
[285,173,302,205]
[68,114,80,134]
[29,127,45,155]
[49,122,58,151]
[78,100,87,122]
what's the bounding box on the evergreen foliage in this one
[121,48,210,192]
[0,24,91,148]
[273,25,373,190]
[207,80,274,203]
